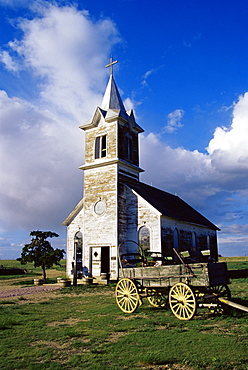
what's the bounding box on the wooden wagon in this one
[115,248,231,320]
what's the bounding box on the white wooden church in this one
[63,64,219,283]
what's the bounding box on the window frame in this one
[95,134,107,159]
[173,228,179,250]
[138,225,151,251]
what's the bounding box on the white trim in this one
[80,158,144,172]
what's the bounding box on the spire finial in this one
[105,57,118,76]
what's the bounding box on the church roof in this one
[62,198,84,226]
[130,182,219,230]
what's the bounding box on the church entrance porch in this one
[91,246,110,281]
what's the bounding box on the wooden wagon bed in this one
[115,249,231,320]
[120,262,229,288]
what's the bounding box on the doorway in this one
[91,246,110,277]
[101,247,110,273]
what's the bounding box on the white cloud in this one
[142,92,248,194]
[0,0,28,6]
[220,224,248,235]
[140,133,216,206]
[0,50,19,72]
[3,3,120,120]
[124,97,134,111]
[141,65,164,87]
[0,90,84,230]
[143,69,155,80]
[207,93,248,174]
[217,232,248,257]
[163,109,184,133]
[0,3,121,252]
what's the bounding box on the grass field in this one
[0,258,247,370]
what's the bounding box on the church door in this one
[91,247,110,277]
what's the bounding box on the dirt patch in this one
[104,331,127,343]
[30,340,69,349]
[0,284,61,299]
[46,317,82,327]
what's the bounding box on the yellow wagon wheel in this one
[169,282,196,320]
[115,278,139,313]
[147,290,168,307]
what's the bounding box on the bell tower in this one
[79,61,144,280]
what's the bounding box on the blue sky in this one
[0,0,248,258]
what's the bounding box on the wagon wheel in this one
[115,278,139,313]
[211,285,231,299]
[209,285,231,314]
[147,290,168,307]
[169,282,196,320]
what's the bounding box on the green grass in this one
[0,259,66,271]
[0,260,67,281]
[0,259,247,370]
[0,259,66,267]
[220,256,248,270]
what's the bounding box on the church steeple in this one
[79,62,144,176]
[101,74,126,115]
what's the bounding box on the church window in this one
[173,228,179,250]
[139,226,150,251]
[124,133,133,161]
[207,234,210,249]
[95,135,107,159]
[74,231,83,275]
[191,231,197,251]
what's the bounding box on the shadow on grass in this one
[228,269,248,279]
[0,271,41,281]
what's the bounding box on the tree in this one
[18,230,65,281]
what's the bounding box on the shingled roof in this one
[130,182,219,230]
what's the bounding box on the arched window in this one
[192,232,197,251]
[207,234,210,249]
[124,133,133,161]
[95,135,107,159]
[138,226,150,251]
[173,228,179,250]
[74,231,83,273]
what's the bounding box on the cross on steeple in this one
[105,57,118,76]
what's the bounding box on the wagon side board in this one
[119,262,229,288]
